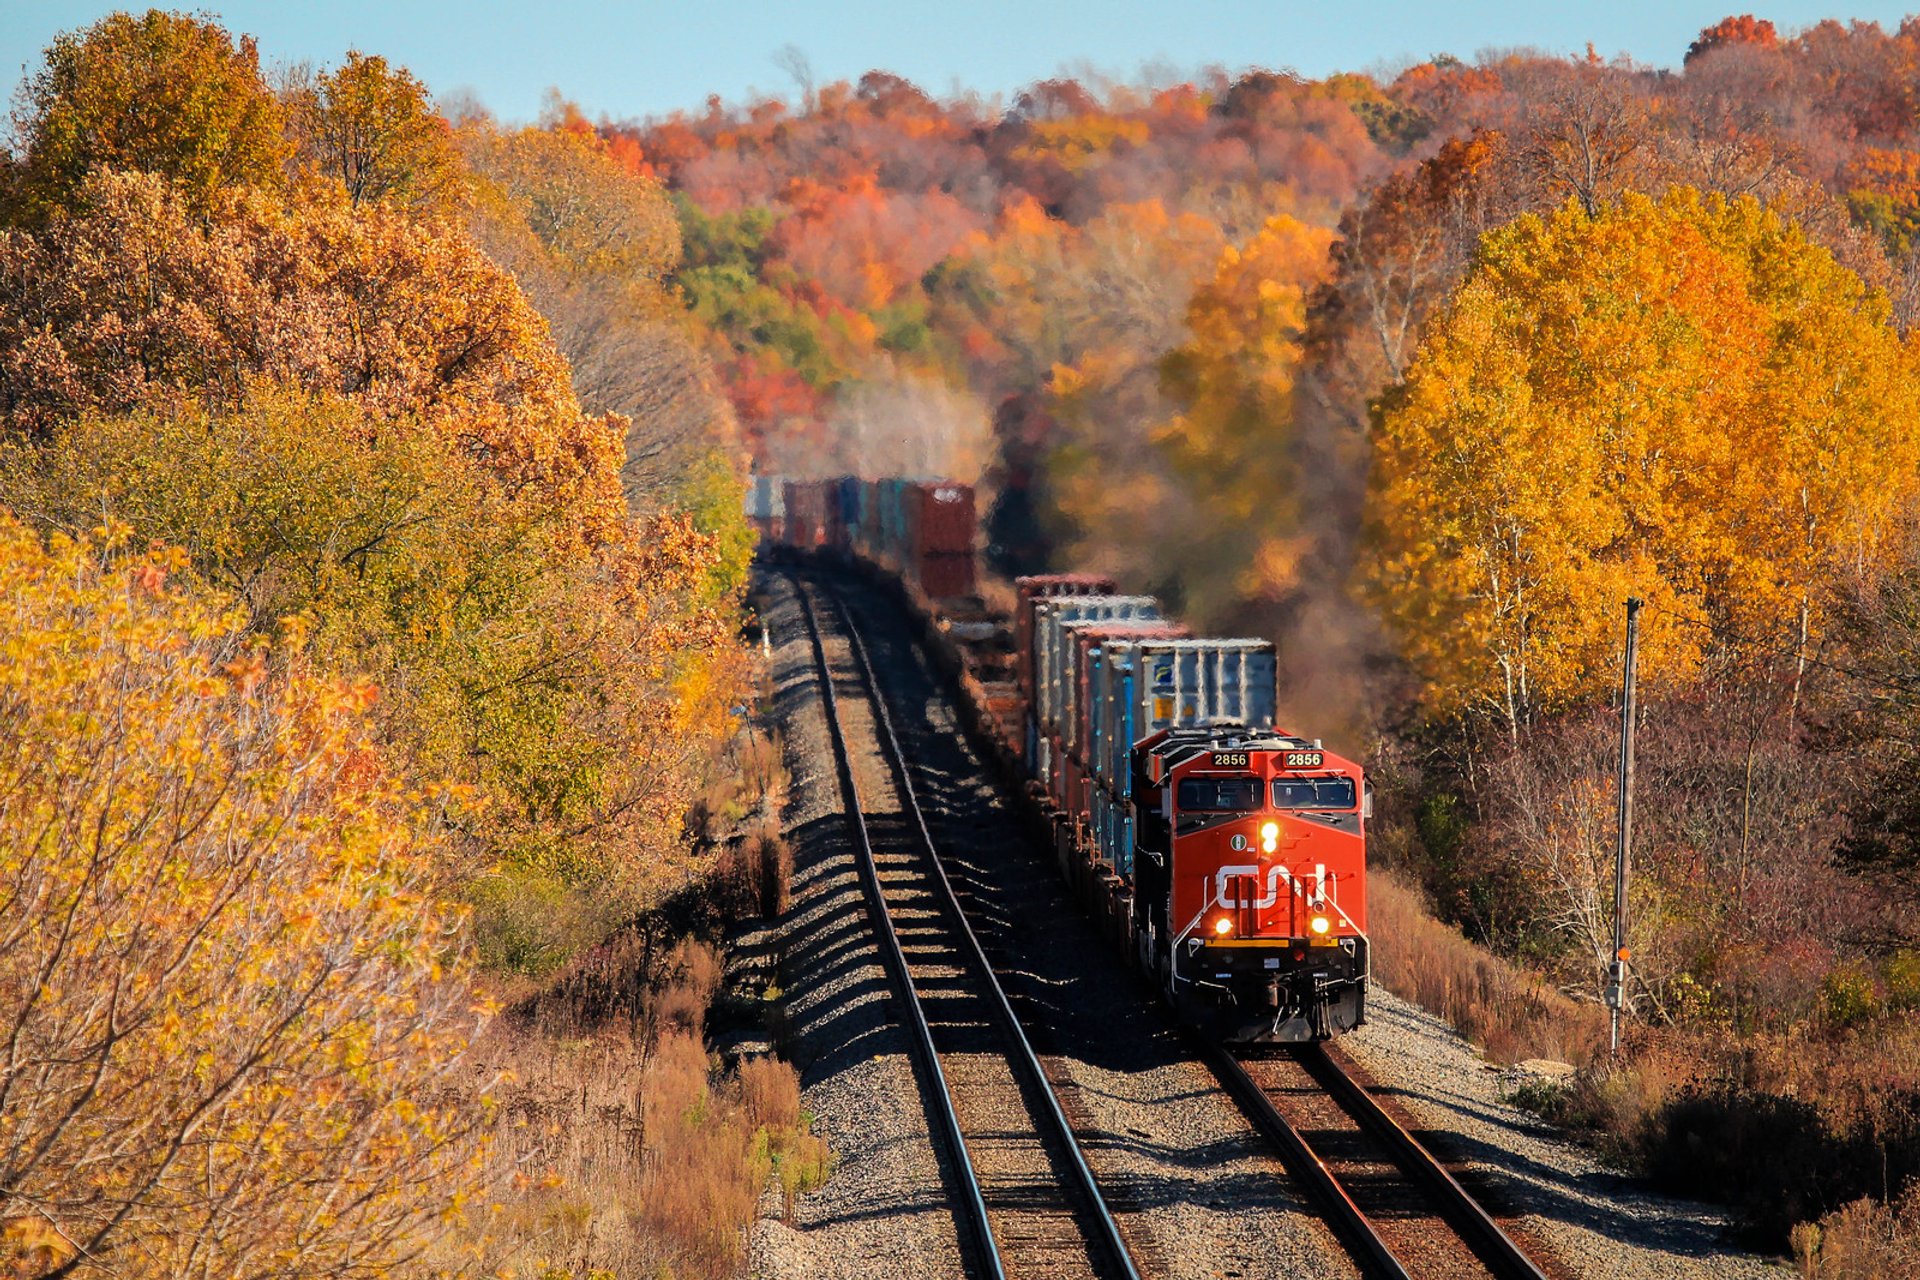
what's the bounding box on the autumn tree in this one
[1151,213,1334,618]
[1687,15,1780,64]
[0,382,740,973]
[1369,190,1920,732]
[458,110,746,513]
[0,168,628,544]
[6,9,286,221]
[0,513,483,1275]
[283,50,460,208]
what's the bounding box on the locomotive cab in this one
[1132,728,1369,1043]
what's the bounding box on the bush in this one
[1795,1183,1920,1279]
[0,516,483,1274]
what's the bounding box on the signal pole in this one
[1608,597,1642,1055]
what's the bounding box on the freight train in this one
[757,475,1369,1043]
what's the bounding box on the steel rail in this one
[815,576,1145,1280]
[792,579,1005,1280]
[1196,1039,1413,1280]
[1306,1045,1552,1280]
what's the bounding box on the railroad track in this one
[1205,1039,1553,1280]
[797,565,1552,1280]
[792,572,1144,1280]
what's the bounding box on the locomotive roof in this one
[1150,727,1331,766]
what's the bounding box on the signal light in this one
[1260,820,1279,853]
[1309,914,1332,936]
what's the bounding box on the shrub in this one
[0,515,483,1275]
[1795,1183,1920,1279]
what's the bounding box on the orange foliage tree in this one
[0,168,627,545]
[1686,15,1780,64]
[283,49,461,209]
[0,513,483,1276]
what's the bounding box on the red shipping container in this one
[910,482,977,559]
[783,480,834,549]
[918,551,976,600]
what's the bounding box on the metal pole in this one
[1608,597,1642,1054]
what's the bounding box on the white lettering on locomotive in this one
[1214,862,1331,909]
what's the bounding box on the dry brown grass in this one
[430,936,830,1279]
[1369,870,1610,1065]
[1795,1184,1920,1278]
[714,823,794,921]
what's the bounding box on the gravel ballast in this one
[747,575,966,1280]
[1343,991,1789,1277]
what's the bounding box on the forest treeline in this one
[0,11,778,1277]
[615,15,1920,1265]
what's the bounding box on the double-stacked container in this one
[1060,621,1189,820]
[1090,638,1278,874]
[1013,575,1117,767]
[745,475,785,540]
[782,480,835,549]
[910,482,976,599]
[832,477,864,552]
[1034,595,1161,799]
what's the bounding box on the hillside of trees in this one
[6,7,1920,1276]
[0,12,793,1278]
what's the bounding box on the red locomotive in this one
[1132,729,1369,1041]
[759,478,1372,1043]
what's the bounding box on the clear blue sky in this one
[2,2,1916,125]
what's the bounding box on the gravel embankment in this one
[747,574,966,1280]
[1343,990,1790,1278]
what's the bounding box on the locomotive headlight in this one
[1259,820,1280,853]
[1309,914,1332,936]
[1212,915,1233,936]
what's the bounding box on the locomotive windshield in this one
[1273,777,1357,810]
[1176,777,1261,811]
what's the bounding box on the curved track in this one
[793,572,1144,1280]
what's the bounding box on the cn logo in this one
[1215,863,1328,909]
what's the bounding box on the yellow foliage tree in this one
[1155,213,1335,617]
[7,9,287,222]
[0,168,628,546]
[0,389,739,974]
[283,50,462,209]
[0,512,483,1276]
[1369,189,1920,731]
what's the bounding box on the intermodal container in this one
[1013,574,1119,768]
[746,474,786,523]
[1066,621,1189,817]
[909,482,976,560]
[1034,596,1161,791]
[782,480,834,549]
[833,476,863,551]
[918,552,976,600]
[1093,638,1278,819]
